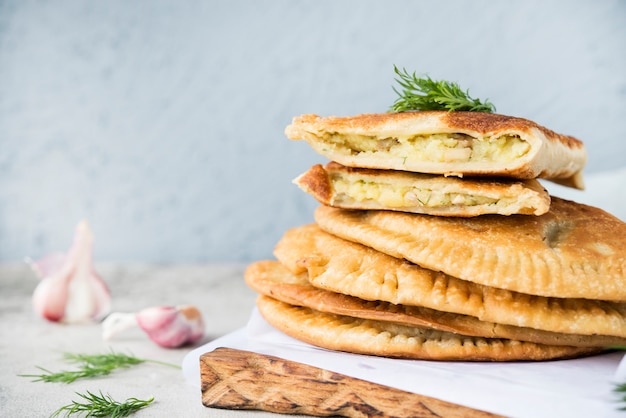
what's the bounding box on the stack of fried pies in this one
[245,111,626,361]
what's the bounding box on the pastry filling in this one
[320,133,530,163]
[332,179,513,209]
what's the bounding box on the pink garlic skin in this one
[31,221,111,323]
[30,252,67,278]
[136,305,205,348]
[31,266,69,322]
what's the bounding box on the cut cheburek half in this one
[245,260,626,348]
[256,296,602,362]
[294,162,551,216]
[285,111,587,189]
[273,224,626,338]
[313,198,626,301]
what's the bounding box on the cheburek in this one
[245,260,626,348]
[256,296,602,361]
[313,198,626,300]
[273,224,626,337]
[294,162,550,216]
[285,111,587,189]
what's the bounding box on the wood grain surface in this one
[200,347,501,417]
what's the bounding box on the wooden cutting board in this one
[200,347,502,417]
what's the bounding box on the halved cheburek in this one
[294,162,551,216]
[285,111,587,189]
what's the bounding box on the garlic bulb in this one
[102,305,205,348]
[30,221,111,323]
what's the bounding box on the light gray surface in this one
[1,0,625,263]
[0,262,287,417]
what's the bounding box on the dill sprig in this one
[614,383,626,411]
[20,351,180,384]
[607,345,626,410]
[390,65,496,113]
[50,390,154,417]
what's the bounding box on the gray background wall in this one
[1,0,625,263]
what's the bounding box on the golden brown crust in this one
[294,162,551,216]
[442,112,584,150]
[245,260,626,347]
[256,296,602,361]
[314,198,626,300]
[295,163,333,204]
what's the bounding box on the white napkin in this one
[183,309,626,418]
[541,166,626,221]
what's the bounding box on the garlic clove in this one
[31,220,111,323]
[32,270,70,322]
[136,305,205,348]
[102,305,205,348]
[101,312,139,340]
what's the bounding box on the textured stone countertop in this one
[0,262,287,417]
